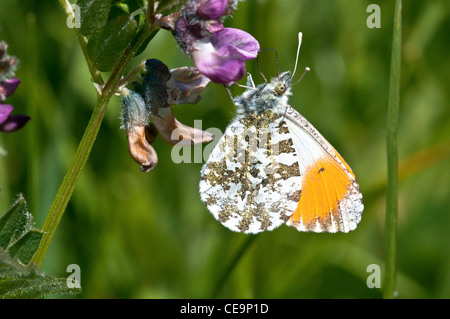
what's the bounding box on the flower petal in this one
[192,44,246,85]
[127,125,158,172]
[0,78,20,100]
[166,67,211,104]
[216,44,256,62]
[0,114,30,132]
[191,29,259,84]
[151,106,214,145]
[197,0,228,19]
[211,28,260,60]
[0,104,13,124]
[206,21,224,33]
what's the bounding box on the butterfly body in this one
[200,70,363,234]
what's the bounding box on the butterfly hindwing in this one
[199,110,303,234]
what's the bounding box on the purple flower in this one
[0,78,20,101]
[191,28,260,85]
[0,104,30,132]
[0,104,13,123]
[173,1,259,85]
[197,0,228,19]
[173,0,229,54]
[0,78,30,133]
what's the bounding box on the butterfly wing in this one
[199,112,303,234]
[283,106,364,233]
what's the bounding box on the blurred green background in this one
[0,0,449,298]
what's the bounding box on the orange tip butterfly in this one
[199,32,363,234]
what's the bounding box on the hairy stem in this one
[383,0,402,299]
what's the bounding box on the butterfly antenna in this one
[271,48,280,76]
[256,53,268,83]
[291,67,310,87]
[292,32,303,79]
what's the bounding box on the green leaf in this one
[0,248,81,299]
[6,230,43,265]
[156,0,188,16]
[110,0,143,16]
[0,195,33,250]
[0,194,44,265]
[87,14,138,72]
[78,0,112,37]
[135,29,159,56]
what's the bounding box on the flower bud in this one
[0,104,30,132]
[197,0,228,19]
[0,78,21,102]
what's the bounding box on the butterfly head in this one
[273,71,293,96]
[234,32,309,112]
[264,31,310,98]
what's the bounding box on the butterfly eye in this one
[275,82,287,95]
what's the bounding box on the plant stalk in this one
[383,0,402,299]
[212,235,257,298]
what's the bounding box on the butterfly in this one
[199,33,363,234]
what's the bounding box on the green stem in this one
[117,60,146,90]
[211,235,257,298]
[383,0,402,299]
[31,95,106,267]
[59,0,104,87]
[31,12,156,266]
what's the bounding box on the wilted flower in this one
[121,87,158,172]
[121,59,214,171]
[173,0,259,85]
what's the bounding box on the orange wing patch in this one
[287,152,354,232]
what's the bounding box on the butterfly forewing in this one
[283,106,364,232]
